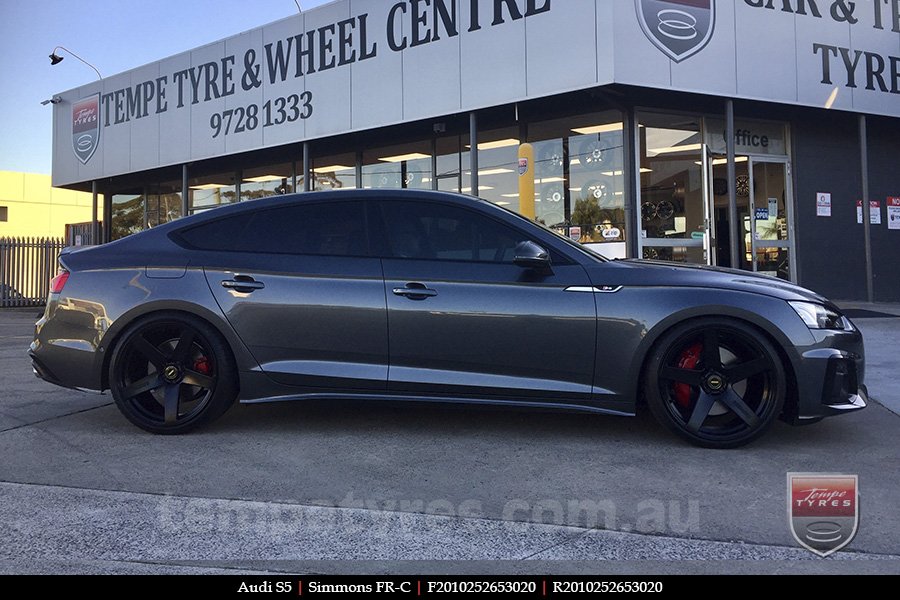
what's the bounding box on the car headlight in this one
[788,301,851,330]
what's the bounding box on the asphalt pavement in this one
[1,307,898,574]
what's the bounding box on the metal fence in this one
[0,237,65,308]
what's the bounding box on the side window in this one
[177,214,247,251]
[177,201,367,257]
[380,201,521,263]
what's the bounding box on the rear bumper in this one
[29,310,104,391]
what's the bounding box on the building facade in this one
[50,0,900,300]
[0,171,94,240]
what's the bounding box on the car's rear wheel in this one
[644,318,786,448]
[108,313,237,434]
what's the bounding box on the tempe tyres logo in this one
[788,473,859,557]
[636,0,715,63]
[72,93,100,164]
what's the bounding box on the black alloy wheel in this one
[109,313,238,434]
[645,318,786,448]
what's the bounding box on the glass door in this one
[638,113,710,264]
[435,134,469,194]
[747,158,795,282]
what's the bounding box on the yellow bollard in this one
[517,143,535,220]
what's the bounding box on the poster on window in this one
[857,201,881,225]
[816,193,831,217]
[888,198,900,231]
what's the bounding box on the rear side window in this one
[177,201,367,257]
[178,215,247,250]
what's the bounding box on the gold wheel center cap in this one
[163,365,181,382]
[706,375,724,391]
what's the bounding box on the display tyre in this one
[109,313,238,434]
[644,318,786,448]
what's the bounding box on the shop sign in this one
[816,193,831,217]
[887,197,900,230]
[857,200,881,225]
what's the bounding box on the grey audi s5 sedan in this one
[30,190,866,447]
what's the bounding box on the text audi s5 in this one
[30,190,866,447]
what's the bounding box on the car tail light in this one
[49,270,69,294]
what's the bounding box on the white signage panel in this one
[52,0,900,186]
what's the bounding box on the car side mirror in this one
[514,240,551,270]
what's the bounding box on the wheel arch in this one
[97,301,253,392]
[633,307,799,417]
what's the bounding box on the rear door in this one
[376,199,598,404]
[181,199,388,391]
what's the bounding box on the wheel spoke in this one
[719,388,760,428]
[701,329,721,370]
[172,328,197,363]
[723,356,769,383]
[182,369,214,389]
[164,383,180,424]
[132,335,168,368]
[121,373,163,399]
[686,391,717,433]
[660,366,703,387]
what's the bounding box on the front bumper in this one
[788,325,867,423]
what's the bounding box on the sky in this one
[0,0,330,176]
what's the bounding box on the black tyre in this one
[108,313,238,434]
[644,318,786,448]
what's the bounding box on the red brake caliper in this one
[673,342,703,407]
[193,356,212,376]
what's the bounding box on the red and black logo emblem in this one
[72,93,101,164]
[788,473,859,557]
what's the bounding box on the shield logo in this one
[635,0,716,63]
[518,157,529,176]
[72,93,101,164]
[788,473,859,557]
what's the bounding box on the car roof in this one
[210,188,483,212]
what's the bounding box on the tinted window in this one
[178,201,367,257]
[178,214,247,250]
[380,201,521,263]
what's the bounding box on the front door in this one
[376,199,598,404]
[748,158,796,282]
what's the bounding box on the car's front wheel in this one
[108,313,238,434]
[644,318,786,448]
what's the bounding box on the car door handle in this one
[221,278,265,292]
[392,285,437,299]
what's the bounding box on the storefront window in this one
[242,163,295,199]
[313,153,356,191]
[110,191,143,241]
[189,171,237,214]
[473,128,519,209]
[109,180,182,240]
[528,111,626,257]
[362,142,431,190]
[146,180,182,228]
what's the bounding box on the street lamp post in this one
[48,46,102,80]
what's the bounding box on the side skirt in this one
[239,392,635,418]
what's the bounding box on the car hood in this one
[587,259,831,304]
